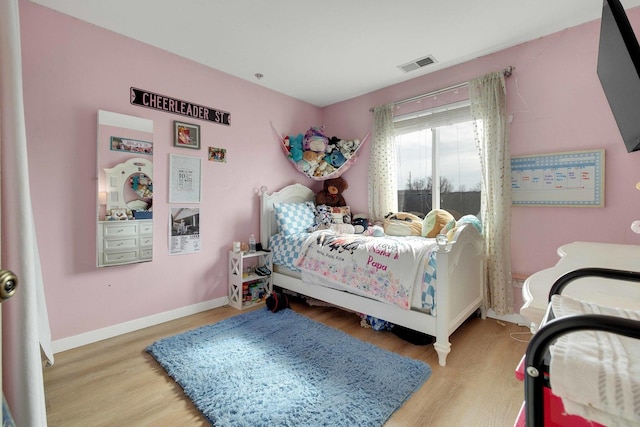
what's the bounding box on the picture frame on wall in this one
[169,154,201,203]
[110,136,153,155]
[173,120,201,150]
[208,146,227,162]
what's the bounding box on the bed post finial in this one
[255,186,269,197]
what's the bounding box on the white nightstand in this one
[228,250,273,310]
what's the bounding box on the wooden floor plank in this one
[44,300,529,427]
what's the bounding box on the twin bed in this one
[259,183,486,366]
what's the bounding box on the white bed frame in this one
[260,183,486,366]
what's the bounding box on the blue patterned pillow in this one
[274,201,316,235]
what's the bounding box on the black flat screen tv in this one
[597,0,640,153]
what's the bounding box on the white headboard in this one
[260,183,315,249]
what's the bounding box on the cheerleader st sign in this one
[130,87,231,126]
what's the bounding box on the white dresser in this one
[98,219,153,267]
[520,241,640,331]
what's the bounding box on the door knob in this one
[0,270,18,302]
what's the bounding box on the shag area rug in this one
[147,308,432,426]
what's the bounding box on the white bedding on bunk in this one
[549,294,640,427]
[270,230,438,312]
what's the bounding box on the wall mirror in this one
[97,110,154,267]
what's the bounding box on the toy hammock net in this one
[271,122,370,181]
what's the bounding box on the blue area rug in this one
[147,308,432,426]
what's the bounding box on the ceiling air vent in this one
[398,55,437,73]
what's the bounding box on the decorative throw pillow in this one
[422,209,455,238]
[274,201,316,235]
[330,206,352,224]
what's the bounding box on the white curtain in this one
[368,104,397,221]
[469,71,513,315]
[1,0,54,425]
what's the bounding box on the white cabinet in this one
[228,250,272,310]
[520,241,640,331]
[98,220,153,267]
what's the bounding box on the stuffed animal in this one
[303,126,329,152]
[383,212,423,236]
[315,176,348,207]
[446,215,483,240]
[308,204,333,232]
[298,151,325,176]
[374,225,384,236]
[327,136,340,154]
[324,150,347,168]
[313,161,336,178]
[422,209,455,238]
[288,133,304,162]
[351,214,369,234]
[336,139,361,159]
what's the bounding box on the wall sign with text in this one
[130,87,230,126]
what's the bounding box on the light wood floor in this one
[43,299,531,427]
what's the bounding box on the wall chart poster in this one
[169,207,201,255]
[169,154,201,203]
[511,149,604,207]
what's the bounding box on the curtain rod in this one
[369,65,514,112]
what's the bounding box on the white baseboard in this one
[486,309,529,327]
[52,296,228,354]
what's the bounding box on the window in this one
[394,100,482,219]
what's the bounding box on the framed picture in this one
[110,136,153,155]
[169,154,201,203]
[173,121,201,150]
[208,146,227,162]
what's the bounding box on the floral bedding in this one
[289,230,437,310]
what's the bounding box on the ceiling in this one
[28,0,640,107]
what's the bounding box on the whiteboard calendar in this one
[511,149,605,207]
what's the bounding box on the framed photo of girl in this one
[173,120,201,150]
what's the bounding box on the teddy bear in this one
[315,176,348,207]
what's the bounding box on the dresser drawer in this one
[139,221,153,235]
[103,236,139,251]
[102,222,139,238]
[140,235,153,247]
[139,248,153,260]
[101,249,138,266]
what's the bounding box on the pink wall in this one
[18,1,322,341]
[18,1,640,342]
[324,8,640,277]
